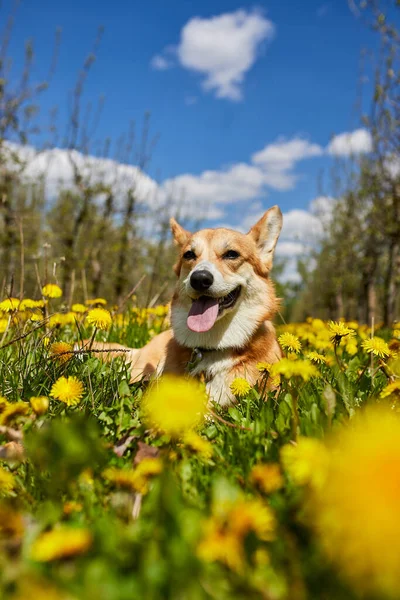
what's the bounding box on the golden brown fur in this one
[81,206,283,406]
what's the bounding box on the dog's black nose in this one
[190,270,214,292]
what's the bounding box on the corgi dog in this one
[85,205,283,406]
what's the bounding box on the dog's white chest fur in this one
[188,350,236,407]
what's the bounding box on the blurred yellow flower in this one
[271,358,320,382]
[142,375,208,438]
[197,520,244,571]
[183,431,213,459]
[230,377,252,397]
[49,313,76,328]
[361,336,391,359]
[230,498,276,540]
[0,503,24,539]
[0,318,9,333]
[198,497,275,572]
[63,501,83,515]
[0,402,30,426]
[250,463,284,494]
[29,396,49,415]
[0,467,15,494]
[85,298,107,306]
[71,303,87,313]
[19,299,45,310]
[50,341,73,364]
[278,332,302,353]
[344,340,358,355]
[310,407,400,597]
[31,527,92,562]
[281,437,328,489]
[86,308,112,330]
[104,457,162,494]
[380,380,400,399]
[50,376,84,406]
[256,361,272,373]
[42,284,62,298]
[0,298,20,312]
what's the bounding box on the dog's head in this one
[170,206,283,350]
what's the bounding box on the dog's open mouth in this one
[187,286,241,333]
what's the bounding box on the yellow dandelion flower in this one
[0,396,9,412]
[250,463,284,494]
[42,284,62,298]
[230,377,252,397]
[13,577,68,600]
[278,332,302,353]
[49,341,73,364]
[49,313,65,328]
[30,396,49,416]
[0,298,20,312]
[50,376,84,407]
[71,303,87,313]
[197,519,244,571]
[0,504,24,539]
[183,431,213,459]
[361,336,391,359]
[63,501,83,515]
[345,339,358,356]
[270,358,320,382]
[328,321,355,345]
[61,312,76,326]
[85,298,107,306]
[197,498,276,572]
[85,308,112,330]
[29,313,42,323]
[230,498,276,541]
[311,318,325,330]
[306,351,327,364]
[0,318,9,333]
[380,380,400,399]
[19,299,45,310]
[0,467,15,494]
[256,361,272,373]
[281,437,328,489]
[30,527,92,562]
[104,458,162,494]
[0,402,30,426]
[310,407,400,597]
[142,375,208,438]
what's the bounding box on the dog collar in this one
[187,347,213,370]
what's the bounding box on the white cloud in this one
[251,137,323,190]
[327,128,372,156]
[150,55,173,70]
[163,162,266,206]
[252,138,323,167]
[4,140,338,281]
[154,9,274,101]
[240,201,330,282]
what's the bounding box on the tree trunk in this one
[115,190,135,303]
[383,238,400,326]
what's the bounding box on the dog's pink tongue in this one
[187,297,219,333]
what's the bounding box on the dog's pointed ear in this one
[170,217,190,247]
[248,205,282,267]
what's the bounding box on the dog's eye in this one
[223,250,240,260]
[183,250,196,260]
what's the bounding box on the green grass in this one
[0,308,396,600]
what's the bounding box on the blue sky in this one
[2,0,386,275]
